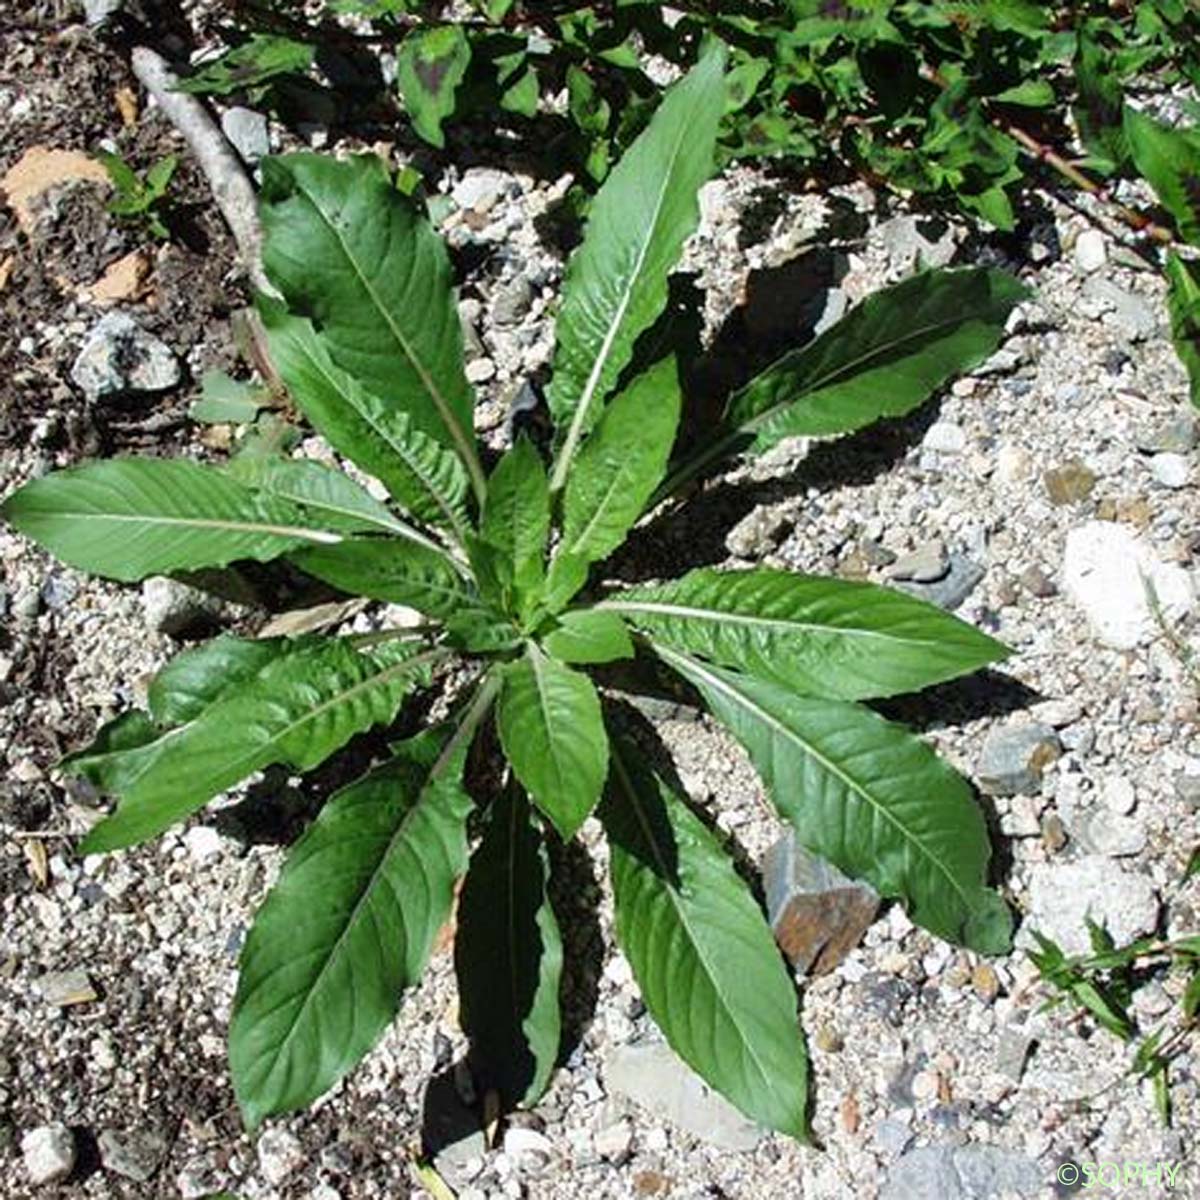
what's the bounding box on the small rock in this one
[893,554,984,611]
[21,1125,76,1186]
[1136,414,1198,454]
[994,443,1033,484]
[466,357,497,384]
[995,1024,1036,1083]
[1041,811,1068,854]
[221,106,270,164]
[83,0,123,26]
[40,572,78,611]
[424,1073,486,1190]
[971,963,1001,1003]
[593,1121,633,1163]
[452,168,513,214]
[1017,563,1057,598]
[35,969,97,1007]
[1098,776,1136,815]
[492,274,534,325]
[1150,452,1191,489]
[1023,857,1159,955]
[71,312,180,398]
[763,832,879,976]
[887,540,949,584]
[503,1127,552,1167]
[878,214,957,273]
[140,577,224,638]
[98,1129,166,1182]
[1077,810,1146,858]
[726,507,789,558]
[1043,460,1097,506]
[258,1128,304,1186]
[976,722,1060,797]
[183,826,223,863]
[883,1144,1041,1200]
[1174,771,1200,807]
[873,1119,914,1158]
[922,421,966,455]
[605,1041,764,1151]
[1062,521,1195,649]
[1074,229,1107,274]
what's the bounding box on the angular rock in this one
[883,1144,1041,1200]
[257,1128,304,1185]
[140,577,225,638]
[83,0,124,26]
[1074,229,1107,274]
[98,1129,166,1182]
[1043,460,1096,506]
[878,214,957,273]
[1022,857,1159,955]
[21,1124,76,1186]
[894,554,984,611]
[995,1023,1036,1082]
[922,421,966,455]
[726,507,789,558]
[1136,414,1197,454]
[492,274,534,325]
[763,832,879,975]
[976,723,1060,797]
[1174,771,1200,807]
[1076,810,1146,858]
[1098,775,1136,815]
[887,540,949,584]
[71,312,180,398]
[452,168,513,214]
[221,106,270,164]
[1062,521,1195,649]
[35,969,97,1007]
[423,1072,486,1191]
[1150,452,1191,489]
[604,1041,764,1151]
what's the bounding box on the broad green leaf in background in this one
[292,539,472,618]
[190,369,271,425]
[60,711,165,795]
[0,458,342,582]
[603,736,809,1138]
[175,34,315,95]
[601,568,1008,701]
[725,267,1028,453]
[230,729,474,1127]
[455,787,562,1108]
[658,646,1012,953]
[478,437,550,614]
[551,357,681,574]
[1166,251,1200,407]
[260,154,485,501]
[1124,105,1200,245]
[1073,21,1129,172]
[79,640,438,854]
[542,609,633,665]
[496,644,608,838]
[397,25,472,148]
[548,46,727,489]
[262,307,470,535]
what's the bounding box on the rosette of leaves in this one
[3,46,1028,1137]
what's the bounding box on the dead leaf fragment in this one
[2,146,110,235]
[0,254,14,291]
[115,86,139,128]
[81,248,151,307]
[36,968,99,1007]
[23,839,48,889]
[839,1092,860,1134]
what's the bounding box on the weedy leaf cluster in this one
[5,49,1026,1136]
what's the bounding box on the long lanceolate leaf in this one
[1124,106,1200,247]
[230,725,478,1129]
[79,640,444,854]
[260,154,486,503]
[0,458,342,582]
[602,735,808,1138]
[601,568,1007,701]
[657,645,1012,954]
[262,307,471,537]
[455,787,563,1109]
[548,47,726,490]
[1166,252,1200,407]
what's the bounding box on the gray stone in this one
[1063,521,1195,649]
[492,274,534,325]
[1043,460,1097,506]
[452,168,514,214]
[1136,414,1198,454]
[1084,277,1158,341]
[726,507,790,558]
[40,572,78,611]
[872,1119,913,1158]
[83,0,123,26]
[894,554,984,610]
[1022,857,1159,956]
[1150,452,1191,489]
[424,1073,486,1190]
[71,312,181,398]
[883,1144,1042,1200]
[888,540,949,584]
[98,1129,166,1182]
[995,1024,1036,1082]
[878,215,957,273]
[220,106,270,164]
[1174,771,1200,807]
[593,1120,633,1163]
[21,1124,75,1186]
[35,969,97,1007]
[257,1128,304,1186]
[922,421,967,455]
[1077,810,1146,858]
[1098,775,1136,815]
[976,722,1061,797]
[763,832,879,975]
[140,577,224,638]
[605,1041,764,1151]
[1074,229,1107,274]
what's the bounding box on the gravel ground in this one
[3,8,1200,1200]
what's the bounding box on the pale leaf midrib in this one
[42,511,342,544]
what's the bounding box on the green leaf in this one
[500,65,539,118]
[79,640,436,854]
[397,25,472,148]
[552,357,680,573]
[542,609,633,665]
[601,568,1007,701]
[479,437,549,615]
[230,730,474,1127]
[228,455,436,545]
[261,306,470,534]
[455,786,562,1108]
[175,34,315,96]
[292,539,472,619]
[1073,22,1128,172]
[992,80,1055,107]
[725,268,1028,453]
[548,46,726,488]
[567,64,611,137]
[602,735,808,1138]
[1124,106,1200,246]
[1,458,342,582]
[60,711,164,793]
[658,647,1011,953]
[496,644,608,839]
[190,370,270,425]
[1166,252,1200,407]
[260,154,485,502]
[148,634,296,726]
